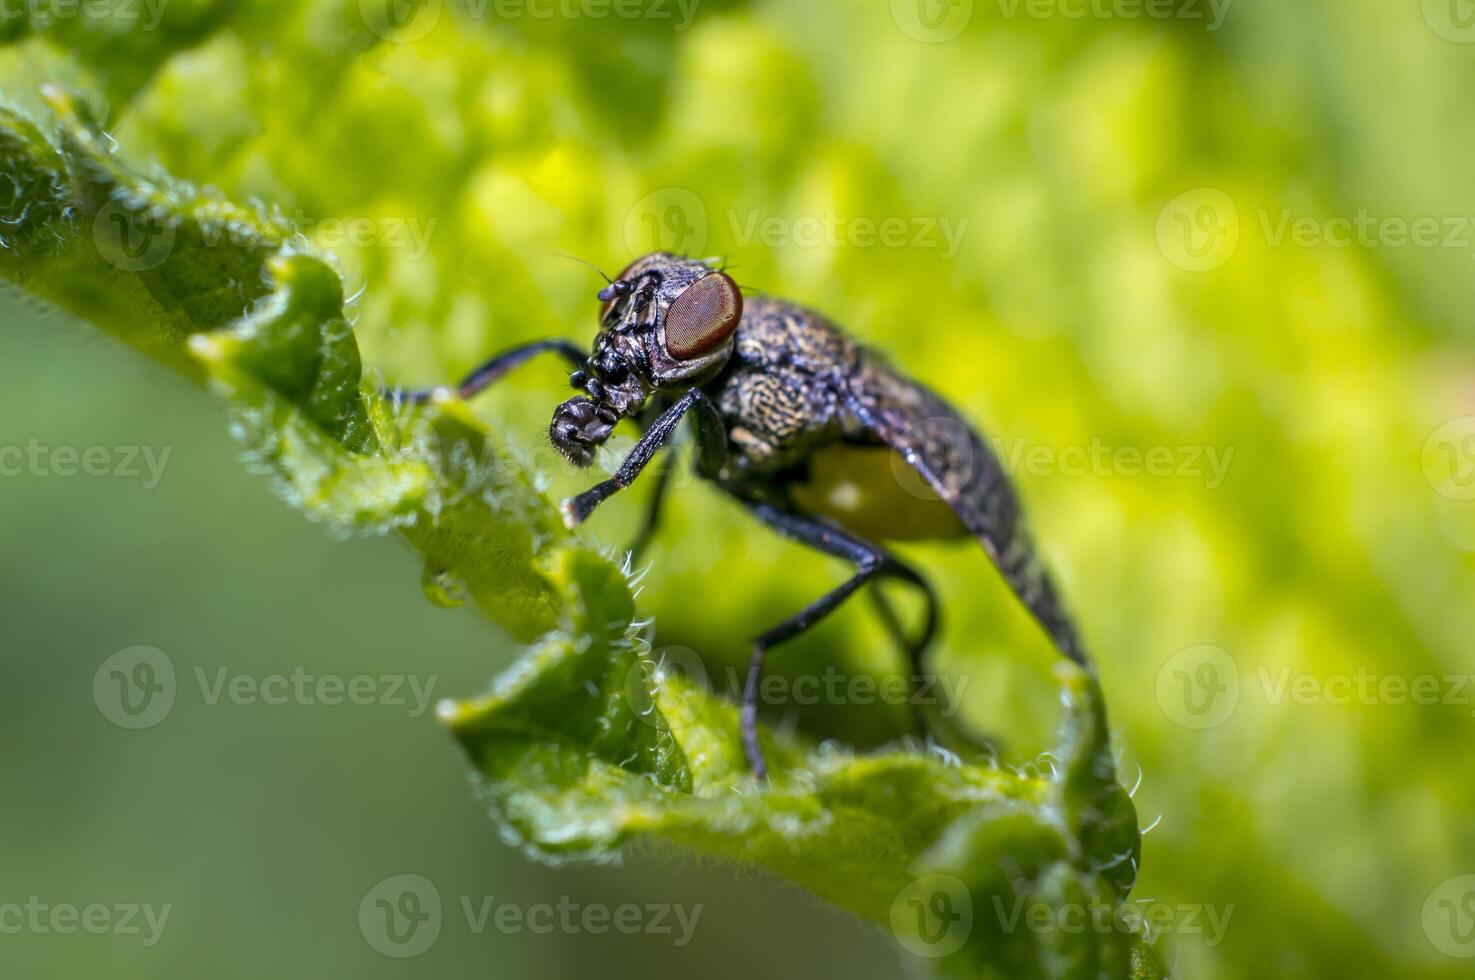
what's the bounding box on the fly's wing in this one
[844,353,1091,668]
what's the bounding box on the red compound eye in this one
[663,272,742,360]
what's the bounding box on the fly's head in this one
[550,253,743,467]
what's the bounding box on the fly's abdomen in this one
[787,442,969,541]
[844,352,1091,667]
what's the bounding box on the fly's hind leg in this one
[732,495,935,780]
[867,579,942,735]
[868,583,989,758]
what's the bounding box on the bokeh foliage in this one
[2,1,1474,978]
[1,21,1156,980]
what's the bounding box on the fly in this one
[393,252,1091,779]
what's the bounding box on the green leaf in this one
[0,91,1160,978]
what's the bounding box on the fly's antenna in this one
[555,252,615,285]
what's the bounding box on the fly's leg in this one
[627,454,673,564]
[872,580,1000,761]
[734,498,933,780]
[867,581,942,734]
[386,339,586,404]
[623,401,673,563]
[563,388,726,529]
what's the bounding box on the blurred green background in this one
[3,1,1475,977]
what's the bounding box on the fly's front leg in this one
[734,498,931,780]
[628,395,726,560]
[387,339,586,404]
[562,388,724,529]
